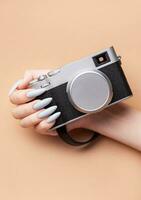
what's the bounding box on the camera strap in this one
[56,126,99,146]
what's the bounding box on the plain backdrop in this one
[0,0,141,200]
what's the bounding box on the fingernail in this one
[33,98,53,110]
[26,88,46,98]
[38,106,57,119]
[46,112,61,123]
[8,79,23,96]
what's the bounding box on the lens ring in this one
[66,70,113,113]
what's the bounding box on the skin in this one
[9,70,141,151]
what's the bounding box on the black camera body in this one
[29,47,132,131]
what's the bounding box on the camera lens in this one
[67,71,113,113]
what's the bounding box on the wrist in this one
[87,103,141,151]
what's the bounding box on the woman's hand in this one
[9,69,141,151]
[9,70,89,136]
[84,103,141,151]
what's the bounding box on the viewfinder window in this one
[92,52,110,67]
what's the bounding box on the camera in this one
[29,47,132,131]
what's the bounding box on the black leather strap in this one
[57,125,99,146]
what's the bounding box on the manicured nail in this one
[33,98,53,110]
[8,79,23,96]
[38,106,57,119]
[26,88,46,98]
[46,112,61,123]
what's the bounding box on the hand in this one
[9,70,89,136]
[84,103,141,151]
[9,69,141,151]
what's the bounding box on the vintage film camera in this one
[29,47,132,146]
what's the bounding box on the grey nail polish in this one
[8,79,23,96]
[26,88,46,98]
[33,98,53,110]
[38,106,57,119]
[46,112,61,123]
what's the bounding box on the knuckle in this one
[39,122,47,129]
[20,119,27,128]
[11,108,19,119]
[9,93,16,104]
[42,122,52,131]
[14,92,22,104]
[23,105,30,115]
[30,116,36,125]
[21,115,37,128]
[35,123,47,134]
[10,91,22,104]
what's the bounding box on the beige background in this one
[0,0,141,199]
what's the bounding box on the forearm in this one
[88,103,141,151]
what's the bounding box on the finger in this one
[18,74,33,89]
[35,120,57,135]
[20,106,60,128]
[9,88,46,105]
[8,79,23,97]
[18,69,51,89]
[12,97,53,119]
